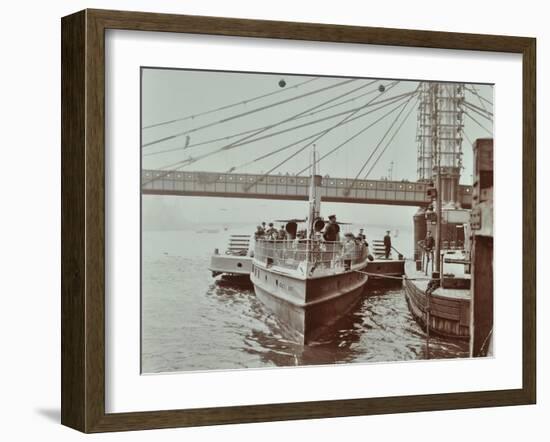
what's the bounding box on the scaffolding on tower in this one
[415,82,465,206]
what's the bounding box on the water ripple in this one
[141,230,469,373]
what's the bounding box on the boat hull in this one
[403,278,470,339]
[209,254,252,277]
[251,264,368,344]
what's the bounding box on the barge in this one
[405,205,472,339]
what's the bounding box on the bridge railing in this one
[253,239,367,271]
[141,169,473,208]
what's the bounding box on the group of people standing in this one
[254,222,287,241]
[254,214,370,248]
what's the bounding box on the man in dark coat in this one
[383,230,392,259]
[323,214,340,242]
[254,225,264,240]
[424,230,435,251]
[265,222,277,239]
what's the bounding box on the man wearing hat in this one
[266,222,277,239]
[356,228,368,246]
[383,230,392,259]
[323,214,340,242]
[254,225,264,240]
[342,232,356,260]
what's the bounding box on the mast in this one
[434,83,442,272]
[307,145,322,239]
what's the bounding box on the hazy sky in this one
[141,68,493,227]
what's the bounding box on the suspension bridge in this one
[141,73,493,208]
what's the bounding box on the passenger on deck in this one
[277,225,287,240]
[342,233,357,259]
[266,222,277,239]
[423,230,435,261]
[254,225,264,240]
[323,214,340,242]
[424,230,435,250]
[356,228,368,246]
[384,230,392,259]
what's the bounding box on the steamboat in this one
[250,150,370,344]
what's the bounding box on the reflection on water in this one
[141,229,468,373]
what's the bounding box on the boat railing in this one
[253,238,367,271]
[417,240,468,276]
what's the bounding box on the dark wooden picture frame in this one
[61,9,536,433]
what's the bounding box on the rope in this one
[142,77,320,130]
[479,327,493,356]
[142,78,357,148]
[353,269,440,281]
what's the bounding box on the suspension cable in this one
[149,80,379,162]
[229,87,417,174]
[240,83,402,186]
[465,86,493,107]
[364,97,419,179]
[463,130,474,147]
[343,87,419,192]
[463,101,493,120]
[142,78,357,148]
[142,77,320,130]
[292,85,383,122]
[142,84,413,186]
[145,82,385,156]
[467,85,492,112]
[294,88,416,176]
[150,86,414,173]
[464,110,493,136]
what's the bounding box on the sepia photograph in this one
[140,68,494,374]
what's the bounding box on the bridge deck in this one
[142,170,472,208]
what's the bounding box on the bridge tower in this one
[416,82,465,205]
[414,82,465,270]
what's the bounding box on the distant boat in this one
[209,234,253,281]
[196,228,219,234]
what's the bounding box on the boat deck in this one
[404,260,470,300]
[403,258,471,339]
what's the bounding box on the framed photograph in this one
[61,9,536,433]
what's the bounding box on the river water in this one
[141,226,469,373]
